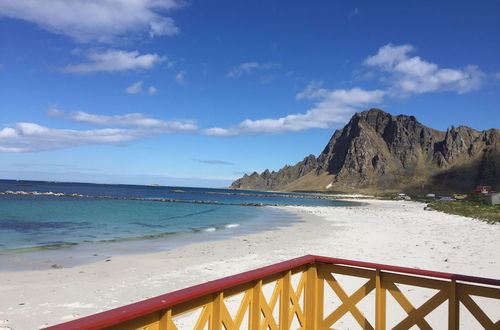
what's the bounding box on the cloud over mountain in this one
[203,85,386,136]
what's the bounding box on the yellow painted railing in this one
[45,255,500,329]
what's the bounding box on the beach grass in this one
[427,195,500,224]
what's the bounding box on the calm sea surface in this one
[0,179,355,253]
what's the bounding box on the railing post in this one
[159,308,171,330]
[449,279,459,330]
[280,271,291,329]
[375,269,386,330]
[250,280,262,330]
[211,292,222,329]
[305,263,318,330]
[316,265,324,329]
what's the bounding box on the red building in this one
[473,185,493,195]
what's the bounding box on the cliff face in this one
[231,109,500,192]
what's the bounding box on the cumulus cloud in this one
[125,81,143,94]
[62,50,166,74]
[125,82,157,95]
[175,70,186,85]
[0,0,182,43]
[364,44,484,95]
[227,62,280,78]
[148,86,158,95]
[0,123,145,152]
[203,83,386,136]
[1,110,198,152]
[47,109,197,131]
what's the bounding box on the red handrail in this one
[43,255,500,330]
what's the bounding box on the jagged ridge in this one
[231,154,318,191]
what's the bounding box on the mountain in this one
[231,109,500,193]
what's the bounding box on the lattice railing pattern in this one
[315,263,500,329]
[45,255,500,330]
[105,265,309,330]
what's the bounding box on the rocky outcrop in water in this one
[231,108,500,192]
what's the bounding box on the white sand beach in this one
[1,199,499,329]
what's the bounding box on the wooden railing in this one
[44,255,500,329]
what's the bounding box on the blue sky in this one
[1,0,499,187]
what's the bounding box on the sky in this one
[0,0,499,187]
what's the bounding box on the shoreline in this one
[0,199,499,329]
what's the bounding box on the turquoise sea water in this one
[0,180,356,269]
[0,197,280,251]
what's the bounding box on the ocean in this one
[0,179,356,270]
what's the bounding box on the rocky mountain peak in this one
[231,109,499,192]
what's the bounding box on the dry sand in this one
[0,199,499,329]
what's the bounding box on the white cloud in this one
[364,44,414,68]
[2,44,489,151]
[203,84,386,136]
[166,60,176,69]
[148,86,158,95]
[494,72,500,80]
[364,44,484,95]
[227,62,259,77]
[349,7,360,18]
[227,62,280,78]
[175,70,186,85]
[0,0,182,43]
[62,50,166,74]
[125,81,143,94]
[125,82,157,95]
[194,159,234,166]
[1,83,386,152]
[295,80,325,100]
[0,123,143,152]
[47,109,197,131]
[1,109,199,152]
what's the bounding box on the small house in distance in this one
[473,186,492,195]
[486,192,500,205]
